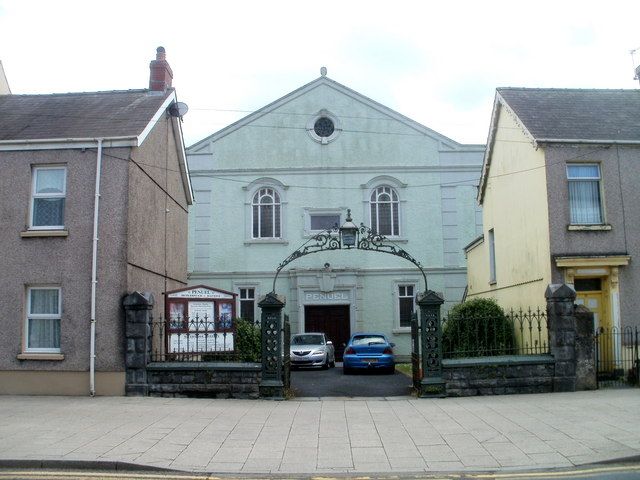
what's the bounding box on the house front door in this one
[574,278,613,371]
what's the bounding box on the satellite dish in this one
[168,102,189,117]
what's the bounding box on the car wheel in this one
[330,358,336,368]
[343,366,351,375]
[387,365,395,375]
[321,356,329,370]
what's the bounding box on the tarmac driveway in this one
[290,362,413,397]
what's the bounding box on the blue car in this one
[343,333,395,374]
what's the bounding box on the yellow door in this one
[575,290,612,371]
[575,291,606,330]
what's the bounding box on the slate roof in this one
[498,88,640,142]
[0,89,173,141]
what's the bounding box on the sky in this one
[1,0,639,147]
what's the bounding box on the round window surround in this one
[307,110,342,144]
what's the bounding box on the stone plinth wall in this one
[443,355,555,396]
[146,362,261,399]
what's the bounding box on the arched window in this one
[252,188,281,238]
[370,186,399,236]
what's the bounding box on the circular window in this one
[307,110,341,144]
[314,117,335,138]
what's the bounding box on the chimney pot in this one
[149,46,173,92]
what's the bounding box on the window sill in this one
[567,224,612,231]
[392,328,412,334]
[384,237,408,243]
[244,239,289,245]
[17,353,65,361]
[21,229,68,238]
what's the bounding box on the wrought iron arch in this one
[271,209,427,292]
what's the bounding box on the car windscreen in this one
[351,335,386,346]
[292,334,324,345]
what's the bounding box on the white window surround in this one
[243,178,288,244]
[306,109,342,144]
[24,286,62,354]
[360,176,408,241]
[392,280,418,334]
[29,165,67,230]
[302,207,344,237]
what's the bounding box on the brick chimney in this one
[149,46,173,91]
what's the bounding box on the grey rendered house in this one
[466,88,640,344]
[186,72,484,360]
[0,48,193,395]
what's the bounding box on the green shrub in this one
[234,318,261,362]
[442,298,515,358]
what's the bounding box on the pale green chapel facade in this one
[186,74,483,359]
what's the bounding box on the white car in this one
[290,333,336,369]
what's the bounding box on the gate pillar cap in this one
[545,283,576,301]
[258,292,286,308]
[417,290,444,306]
[123,291,154,308]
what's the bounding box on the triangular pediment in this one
[188,76,464,152]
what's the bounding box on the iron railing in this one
[595,326,639,388]
[151,315,246,362]
[442,308,549,358]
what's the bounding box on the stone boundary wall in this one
[124,283,595,399]
[443,355,555,396]
[146,362,261,399]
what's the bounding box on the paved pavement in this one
[0,389,639,475]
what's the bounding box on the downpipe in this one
[89,139,103,397]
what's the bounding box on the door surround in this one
[556,255,629,370]
[556,255,629,334]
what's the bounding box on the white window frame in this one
[252,187,281,239]
[303,208,343,237]
[25,286,62,353]
[235,284,260,324]
[566,163,604,225]
[393,281,417,332]
[30,165,67,230]
[369,185,401,237]
[488,228,496,284]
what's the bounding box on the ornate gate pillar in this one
[258,292,286,399]
[417,290,446,397]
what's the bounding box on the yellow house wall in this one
[465,239,488,296]
[467,106,551,310]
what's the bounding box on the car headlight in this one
[311,350,324,355]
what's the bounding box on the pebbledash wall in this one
[186,74,484,360]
